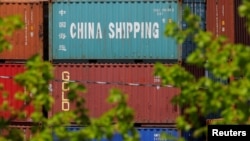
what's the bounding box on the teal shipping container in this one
[49,0,180,62]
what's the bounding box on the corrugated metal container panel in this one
[206,0,235,43]
[49,0,180,61]
[182,0,206,59]
[182,0,206,31]
[0,2,44,60]
[0,64,33,122]
[205,69,228,84]
[181,62,205,79]
[51,64,180,123]
[234,0,250,45]
[53,126,179,141]
[207,0,250,45]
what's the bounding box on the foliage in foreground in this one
[154,0,250,140]
[0,16,139,141]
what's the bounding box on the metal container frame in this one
[50,63,181,124]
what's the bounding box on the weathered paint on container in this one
[206,0,234,43]
[49,0,180,61]
[53,126,179,141]
[182,0,206,59]
[51,63,180,123]
[0,1,44,60]
[0,64,33,122]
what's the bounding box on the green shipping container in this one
[49,0,181,62]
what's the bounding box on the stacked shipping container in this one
[53,126,179,141]
[50,63,180,124]
[206,0,250,83]
[48,0,182,140]
[180,2,207,140]
[49,0,181,62]
[181,0,206,60]
[206,0,250,44]
[204,0,250,123]
[2,0,250,140]
[0,0,45,61]
[205,0,229,84]
[0,0,48,124]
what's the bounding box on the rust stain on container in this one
[51,63,181,124]
[0,1,44,60]
[0,64,33,122]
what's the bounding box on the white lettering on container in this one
[70,22,103,39]
[108,22,159,39]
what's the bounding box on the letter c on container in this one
[70,23,76,39]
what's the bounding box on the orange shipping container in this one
[206,0,235,43]
[0,1,45,60]
[206,0,250,45]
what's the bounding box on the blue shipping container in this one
[181,0,206,59]
[49,0,180,61]
[53,127,179,141]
